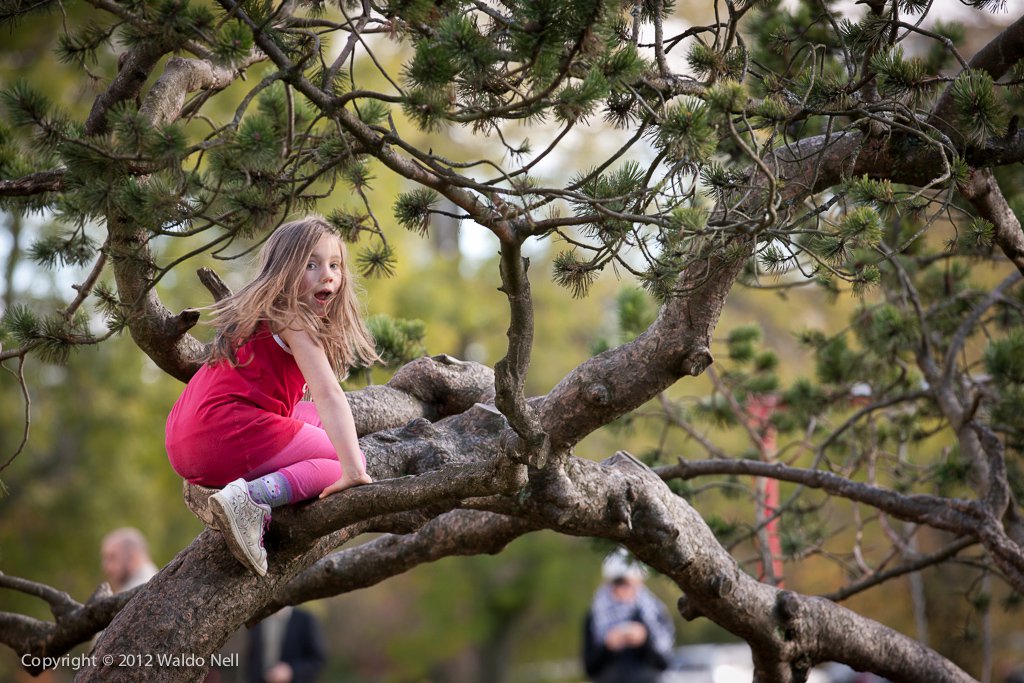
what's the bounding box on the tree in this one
[1,0,1023,681]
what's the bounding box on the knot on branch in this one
[605,495,633,531]
[400,417,437,438]
[677,594,704,621]
[680,347,713,377]
[171,309,201,335]
[489,458,529,494]
[499,426,549,469]
[774,590,802,642]
[959,168,993,201]
[708,570,735,598]
[584,382,611,406]
[89,581,114,603]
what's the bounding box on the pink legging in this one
[241,401,364,502]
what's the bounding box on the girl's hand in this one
[319,471,373,498]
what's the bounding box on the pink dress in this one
[165,324,307,487]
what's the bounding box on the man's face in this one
[100,540,129,588]
[610,576,640,602]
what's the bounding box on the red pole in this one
[747,394,784,588]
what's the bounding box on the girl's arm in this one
[277,326,373,496]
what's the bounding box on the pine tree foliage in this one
[870,47,934,104]
[616,287,655,340]
[55,21,117,66]
[552,249,599,299]
[363,313,428,370]
[951,70,1011,145]
[394,188,441,236]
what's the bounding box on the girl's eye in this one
[306,262,317,270]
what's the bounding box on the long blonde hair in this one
[207,216,379,374]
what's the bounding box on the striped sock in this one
[247,473,293,508]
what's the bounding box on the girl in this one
[165,216,378,576]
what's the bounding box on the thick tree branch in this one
[284,459,526,545]
[494,244,549,467]
[0,584,133,676]
[538,252,726,450]
[106,54,254,381]
[348,354,496,435]
[84,42,172,136]
[536,121,976,451]
[0,169,64,197]
[262,510,535,615]
[5,5,1021,683]
[0,572,81,618]
[137,57,239,127]
[656,457,982,536]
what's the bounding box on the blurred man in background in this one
[100,527,158,594]
[583,549,675,683]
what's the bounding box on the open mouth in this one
[314,291,333,303]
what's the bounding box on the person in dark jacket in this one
[245,607,326,683]
[583,549,675,683]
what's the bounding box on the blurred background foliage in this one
[1,1,1023,682]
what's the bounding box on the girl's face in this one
[299,235,344,314]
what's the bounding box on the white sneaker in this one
[209,478,270,576]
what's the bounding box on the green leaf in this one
[846,175,897,218]
[871,47,932,103]
[753,94,791,123]
[402,87,451,132]
[234,116,283,173]
[600,45,646,87]
[27,231,97,269]
[705,79,747,115]
[554,70,609,124]
[56,21,116,66]
[758,244,790,275]
[326,210,368,243]
[354,99,390,126]
[1,304,41,348]
[838,207,883,249]
[687,43,725,80]
[655,98,717,165]
[357,242,397,278]
[552,250,599,299]
[406,39,460,88]
[394,188,440,236]
[951,70,1009,145]
[967,217,995,249]
[727,324,761,363]
[816,335,860,385]
[214,21,254,63]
